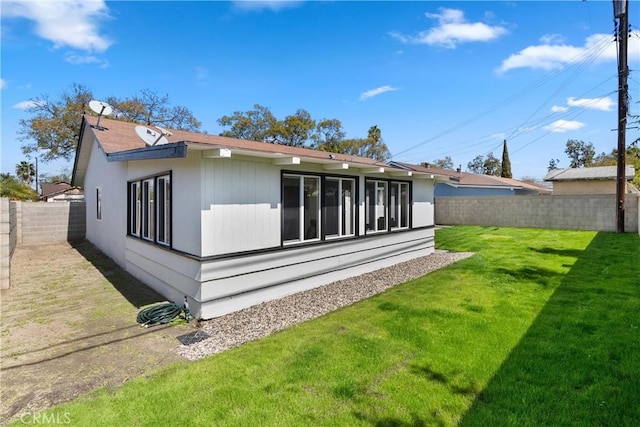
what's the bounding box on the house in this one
[72,116,447,319]
[544,166,636,195]
[40,181,84,202]
[390,161,551,196]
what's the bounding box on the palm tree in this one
[15,161,35,185]
[367,125,382,144]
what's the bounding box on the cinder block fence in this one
[435,194,639,233]
[0,199,85,289]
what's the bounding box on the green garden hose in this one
[136,302,182,327]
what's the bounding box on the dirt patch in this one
[0,241,193,424]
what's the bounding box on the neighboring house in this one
[390,161,551,196]
[40,181,84,202]
[544,166,636,195]
[72,116,446,319]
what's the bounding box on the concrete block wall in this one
[0,198,13,289]
[19,202,86,245]
[435,194,639,233]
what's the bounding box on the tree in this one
[311,119,346,152]
[592,145,640,188]
[501,140,512,178]
[335,126,391,161]
[18,83,202,162]
[273,109,316,147]
[547,158,560,171]
[19,82,92,162]
[218,106,390,160]
[565,140,595,168]
[15,161,35,185]
[217,104,279,143]
[431,156,454,170]
[106,89,201,131]
[467,153,501,176]
[0,175,37,201]
[39,168,72,184]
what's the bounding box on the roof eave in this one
[105,142,188,162]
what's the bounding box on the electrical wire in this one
[390,5,619,163]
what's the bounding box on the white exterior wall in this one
[86,148,437,318]
[413,178,435,228]
[197,227,434,319]
[201,156,280,256]
[83,137,128,267]
[126,150,202,256]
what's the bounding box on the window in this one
[96,187,102,220]
[324,177,355,238]
[283,174,320,243]
[365,180,387,232]
[366,179,410,233]
[390,182,409,230]
[156,175,171,246]
[128,173,171,246]
[129,182,141,237]
[142,178,155,241]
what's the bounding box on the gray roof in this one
[544,165,635,181]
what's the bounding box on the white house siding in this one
[125,238,202,307]
[412,179,435,228]
[83,137,128,268]
[197,227,435,319]
[126,151,202,257]
[109,152,436,319]
[201,156,280,256]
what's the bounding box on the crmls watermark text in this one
[20,412,71,424]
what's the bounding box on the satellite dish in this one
[155,125,173,137]
[135,125,168,146]
[88,100,113,130]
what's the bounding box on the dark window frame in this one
[127,171,172,248]
[281,171,360,246]
[96,187,102,221]
[365,178,412,235]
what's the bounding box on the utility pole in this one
[613,0,629,233]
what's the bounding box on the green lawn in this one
[29,227,640,426]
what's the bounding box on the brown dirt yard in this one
[0,241,194,425]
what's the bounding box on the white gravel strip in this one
[176,250,474,361]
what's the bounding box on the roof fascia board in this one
[71,117,89,187]
[202,148,232,158]
[105,142,187,162]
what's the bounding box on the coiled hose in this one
[136,302,182,327]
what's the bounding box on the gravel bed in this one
[176,250,474,361]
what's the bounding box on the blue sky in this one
[2,0,639,180]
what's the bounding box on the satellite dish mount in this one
[135,125,170,146]
[88,100,113,130]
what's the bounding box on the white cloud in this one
[390,8,507,49]
[232,1,303,12]
[0,79,5,89]
[64,52,109,68]
[544,120,585,133]
[540,34,566,45]
[13,100,45,110]
[359,86,399,101]
[2,0,112,52]
[551,105,569,113]
[566,96,614,112]
[498,31,640,73]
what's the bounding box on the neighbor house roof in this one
[390,161,551,193]
[40,181,83,200]
[544,165,636,181]
[73,116,452,186]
